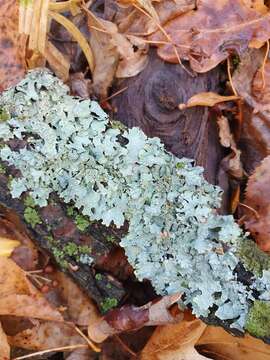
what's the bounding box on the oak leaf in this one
[141,315,208,360]
[0,257,63,321]
[150,0,270,72]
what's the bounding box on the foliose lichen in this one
[0,69,270,332]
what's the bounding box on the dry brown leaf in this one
[179,92,239,109]
[88,294,182,343]
[86,11,120,98]
[150,0,270,72]
[243,0,269,14]
[53,272,100,327]
[8,320,84,351]
[0,0,26,91]
[243,155,270,251]
[0,257,63,322]
[0,322,10,360]
[197,325,270,360]
[44,41,70,82]
[141,314,207,360]
[86,9,149,97]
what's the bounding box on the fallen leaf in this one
[141,314,208,360]
[232,48,270,174]
[217,115,244,179]
[0,322,10,360]
[196,325,270,360]
[243,0,269,14]
[0,0,27,91]
[8,320,84,351]
[243,155,270,251]
[150,0,270,72]
[119,0,195,36]
[86,9,149,97]
[86,10,120,98]
[0,237,20,257]
[88,294,182,343]
[179,92,239,109]
[0,257,63,321]
[53,272,100,327]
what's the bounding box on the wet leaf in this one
[141,314,207,360]
[243,155,270,251]
[88,294,182,343]
[0,0,27,91]
[0,257,63,321]
[150,0,270,72]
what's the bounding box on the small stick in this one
[75,326,101,353]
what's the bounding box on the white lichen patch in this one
[0,69,268,331]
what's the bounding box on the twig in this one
[75,325,101,353]
[227,57,238,96]
[238,202,260,220]
[103,86,128,102]
[261,40,270,90]
[114,335,137,358]
[13,344,88,360]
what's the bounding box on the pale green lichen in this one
[245,301,270,337]
[1,69,270,332]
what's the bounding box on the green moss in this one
[52,247,68,268]
[245,301,270,337]
[237,239,270,276]
[67,205,75,217]
[75,214,90,232]
[24,195,36,208]
[24,207,42,228]
[100,297,118,313]
[0,163,5,174]
[0,108,10,122]
[106,235,117,243]
[95,273,102,281]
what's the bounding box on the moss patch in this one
[24,207,42,228]
[237,239,270,276]
[100,297,118,313]
[75,214,90,232]
[245,301,270,338]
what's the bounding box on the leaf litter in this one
[2,0,270,358]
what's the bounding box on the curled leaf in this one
[88,294,182,343]
[179,92,239,109]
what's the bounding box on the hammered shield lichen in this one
[0,69,270,332]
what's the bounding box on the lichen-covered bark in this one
[0,162,126,312]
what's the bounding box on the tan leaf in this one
[179,92,239,109]
[243,155,270,251]
[141,315,208,360]
[53,272,100,327]
[150,0,270,72]
[197,325,270,360]
[0,322,10,360]
[0,257,63,322]
[0,237,20,258]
